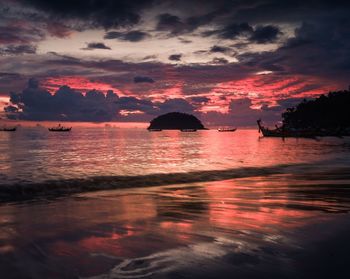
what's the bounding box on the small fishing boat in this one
[0,127,16,132]
[181,129,197,132]
[218,128,237,132]
[48,124,72,132]
[257,119,315,138]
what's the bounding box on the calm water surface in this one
[1,128,350,278]
[0,127,350,185]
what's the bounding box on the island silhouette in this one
[147,112,206,130]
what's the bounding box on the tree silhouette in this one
[282,90,350,129]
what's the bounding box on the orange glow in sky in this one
[43,76,121,95]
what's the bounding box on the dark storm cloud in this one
[133,76,155,83]
[185,6,229,29]
[211,57,229,64]
[250,25,281,43]
[204,22,281,44]
[4,78,130,121]
[156,13,187,35]
[204,22,253,39]
[82,42,111,50]
[4,79,196,122]
[0,25,45,45]
[155,7,228,36]
[142,55,157,60]
[104,30,149,42]
[229,0,350,25]
[236,17,350,85]
[210,45,231,53]
[0,72,27,96]
[0,44,37,55]
[1,0,350,126]
[168,54,182,61]
[18,0,155,29]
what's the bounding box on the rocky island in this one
[147,112,206,130]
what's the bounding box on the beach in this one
[1,128,350,278]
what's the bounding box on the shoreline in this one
[1,162,350,203]
[0,163,304,203]
[1,170,350,278]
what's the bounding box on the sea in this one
[1,127,350,278]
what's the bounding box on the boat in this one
[48,124,72,132]
[257,119,316,138]
[180,129,197,132]
[0,127,16,132]
[218,128,237,132]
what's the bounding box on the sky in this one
[0,0,349,126]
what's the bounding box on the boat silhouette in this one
[0,127,16,132]
[257,119,315,138]
[218,128,237,132]
[48,124,72,132]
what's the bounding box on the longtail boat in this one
[257,119,316,138]
[0,127,16,132]
[218,128,237,132]
[48,124,72,132]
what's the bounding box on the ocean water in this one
[1,127,350,188]
[1,127,350,278]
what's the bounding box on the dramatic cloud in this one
[209,45,231,53]
[204,22,281,44]
[211,57,229,64]
[250,25,281,43]
[156,13,188,35]
[104,30,149,42]
[18,0,154,29]
[205,22,253,39]
[0,44,37,55]
[4,79,196,122]
[0,25,45,45]
[82,42,111,50]
[1,0,350,125]
[168,54,182,61]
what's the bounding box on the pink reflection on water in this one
[205,178,332,232]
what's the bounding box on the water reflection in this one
[1,172,350,278]
[1,128,350,186]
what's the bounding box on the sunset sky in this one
[0,0,349,126]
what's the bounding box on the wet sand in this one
[1,172,350,279]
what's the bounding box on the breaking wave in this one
[1,162,350,202]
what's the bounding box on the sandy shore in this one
[1,172,350,278]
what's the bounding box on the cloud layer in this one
[1,0,350,124]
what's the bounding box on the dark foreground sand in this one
[1,172,350,279]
